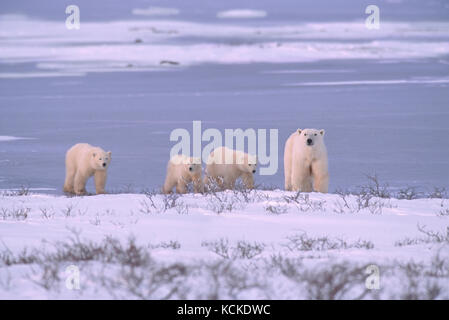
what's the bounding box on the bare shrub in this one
[285,232,374,251]
[150,240,181,250]
[89,214,101,226]
[162,193,181,211]
[199,260,265,299]
[174,202,189,215]
[393,261,445,300]
[206,192,246,214]
[283,192,325,212]
[0,231,151,267]
[40,207,55,219]
[0,207,30,220]
[272,258,371,300]
[438,208,449,217]
[359,174,391,199]
[139,190,188,214]
[99,262,190,299]
[27,261,61,291]
[395,224,449,246]
[202,238,265,259]
[232,183,268,203]
[397,187,421,200]
[427,187,447,199]
[265,203,288,214]
[299,263,372,299]
[1,186,30,197]
[333,188,393,214]
[0,269,12,291]
[61,204,76,217]
[437,201,449,217]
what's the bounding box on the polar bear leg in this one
[314,174,329,193]
[163,175,176,194]
[284,141,293,191]
[241,172,254,189]
[192,176,204,193]
[94,170,107,194]
[74,172,88,195]
[63,164,76,194]
[291,165,313,192]
[312,160,329,193]
[222,176,235,190]
[176,178,188,194]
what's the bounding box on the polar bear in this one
[63,143,111,195]
[284,128,328,193]
[163,154,203,194]
[204,146,257,190]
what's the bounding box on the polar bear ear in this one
[320,129,325,136]
[107,151,112,157]
[297,129,302,135]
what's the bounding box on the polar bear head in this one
[187,157,202,175]
[297,128,325,147]
[237,153,257,174]
[91,149,112,170]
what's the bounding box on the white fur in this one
[284,128,328,193]
[205,146,257,190]
[63,143,111,195]
[163,154,203,194]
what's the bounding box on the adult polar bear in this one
[63,143,111,195]
[284,128,329,193]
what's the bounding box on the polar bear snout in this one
[306,138,313,146]
[102,163,107,168]
[189,166,193,172]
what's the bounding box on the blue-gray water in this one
[1,0,448,194]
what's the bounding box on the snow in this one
[0,136,34,142]
[0,190,448,299]
[217,9,268,19]
[132,7,180,17]
[285,78,449,87]
[1,16,449,76]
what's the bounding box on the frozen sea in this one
[0,0,448,194]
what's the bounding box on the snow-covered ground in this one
[0,188,448,299]
[1,0,448,300]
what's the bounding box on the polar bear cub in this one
[63,143,111,195]
[163,154,203,194]
[205,146,257,190]
[284,128,328,193]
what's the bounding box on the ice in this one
[216,9,268,19]
[1,16,449,75]
[0,136,34,142]
[132,7,180,17]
